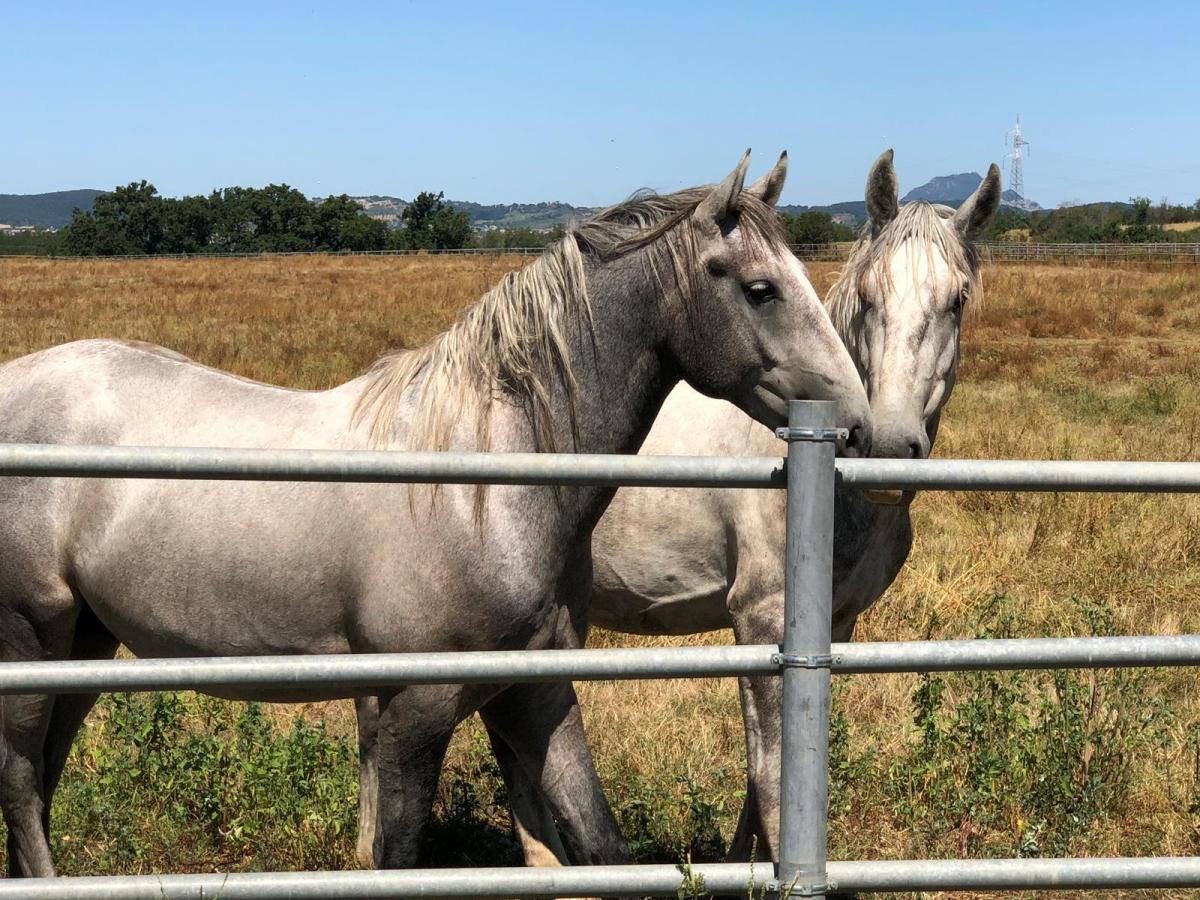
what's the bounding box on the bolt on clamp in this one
[775,426,848,443]
[772,652,835,669]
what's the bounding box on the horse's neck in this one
[557,252,674,457]
[831,305,919,561]
[510,250,675,530]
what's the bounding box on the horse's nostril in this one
[848,423,870,454]
[908,441,922,459]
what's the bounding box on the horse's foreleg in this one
[728,590,785,862]
[353,695,381,869]
[479,681,628,867]
[374,685,459,869]
[485,719,569,866]
[728,670,782,861]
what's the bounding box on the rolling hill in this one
[0,190,104,228]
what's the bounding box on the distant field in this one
[3,255,1200,897]
[1164,221,1200,233]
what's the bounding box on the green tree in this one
[334,213,388,251]
[394,191,472,250]
[311,195,387,251]
[161,195,215,254]
[473,224,563,250]
[247,184,315,252]
[777,211,855,245]
[1130,196,1151,227]
[61,181,166,255]
[1121,196,1167,243]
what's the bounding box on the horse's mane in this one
[355,187,788,452]
[827,201,982,342]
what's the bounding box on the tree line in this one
[52,182,473,256]
[987,197,1200,243]
[2,180,861,258]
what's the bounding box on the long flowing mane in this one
[827,202,982,342]
[354,188,787,452]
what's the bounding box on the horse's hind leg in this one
[1,580,78,877]
[353,695,381,869]
[484,722,570,866]
[479,681,629,867]
[2,693,58,877]
[40,612,120,839]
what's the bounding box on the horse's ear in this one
[866,148,899,236]
[746,151,788,208]
[954,163,1003,243]
[695,149,752,230]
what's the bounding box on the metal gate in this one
[4,400,1200,897]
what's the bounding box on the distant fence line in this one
[2,242,1200,264]
[794,242,1200,264]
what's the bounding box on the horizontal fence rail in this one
[5,443,1200,494]
[0,443,785,487]
[0,645,783,695]
[9,857,1200,897]
[5,634,1200,695]
[837,456,1200,492]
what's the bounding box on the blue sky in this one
[6,1,1198,208]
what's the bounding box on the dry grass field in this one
[3,254,1200,897]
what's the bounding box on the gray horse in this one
[0,152,873,877]
[494,151,1002,866]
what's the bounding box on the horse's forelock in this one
[827,201,982,340]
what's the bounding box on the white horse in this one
[0,152,874,878]
[494,151,1002,865]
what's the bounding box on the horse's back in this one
[0,338,353,448]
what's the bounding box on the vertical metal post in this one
[776,400,841,897]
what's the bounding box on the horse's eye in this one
[744,281,777,306]
[952,286,968,314]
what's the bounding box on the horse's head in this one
[622,151,872,454]
[832,150,1000,468]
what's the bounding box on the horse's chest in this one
[832,504,913,619]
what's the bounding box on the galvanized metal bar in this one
[777,400,838,896]
[837,457,1200,493]
[9,445,1200,495]
[827,856,1200,892]
[7,634,1199,697]
[0,644,782,696]
[0,443,784,488]
[831,634,1200,673]
[11,857,1200,897]
[0,862,766,899]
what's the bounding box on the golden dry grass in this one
[4,255,1200,896]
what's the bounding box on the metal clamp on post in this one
[763,879,838,897]
[773,652,834,669]
[775,426,848,444]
